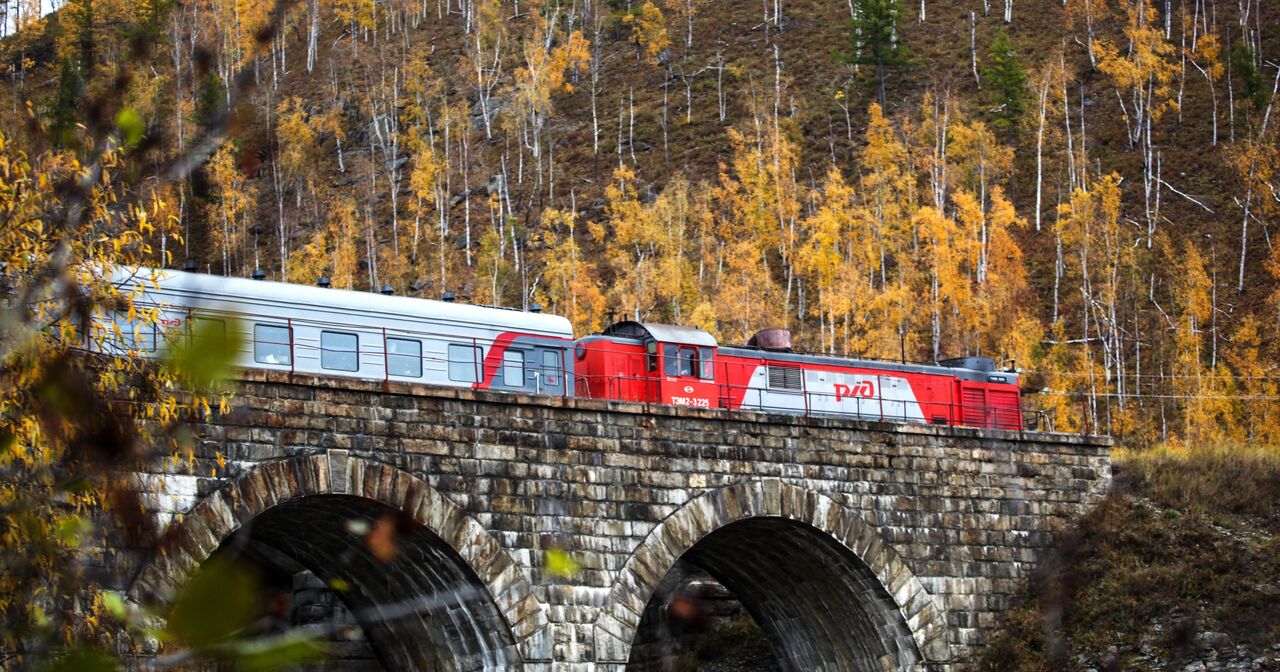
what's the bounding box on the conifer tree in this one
[1229,42,1267,111]
[838,0,911,110]
[983,31,1028,132]
[48,58,83,147]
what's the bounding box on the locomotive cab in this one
[575,321,719,408]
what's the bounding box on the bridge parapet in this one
[119,370,1110,671]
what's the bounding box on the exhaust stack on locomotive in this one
[746,329,792,351]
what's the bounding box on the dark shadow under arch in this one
[130,454,550,670]
[212,494,519,671]
[627,517,921,672]
[594,479,948,670]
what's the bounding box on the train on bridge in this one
[100,268,1023,430]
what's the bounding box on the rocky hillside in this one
[979,447,1280,672]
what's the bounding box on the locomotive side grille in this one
[989,389,1021,430]
[767,366,803,391]
[961,386,988,426]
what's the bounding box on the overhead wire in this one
[1038,390,1280,401]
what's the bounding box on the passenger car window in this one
[386,337,422,377]
[502,350,524,386]
[321,331,359,371]
[191,317,225,343]
[541,350,561,384]
[448,343,479,382]
[254,324,291,365]
[113,314,156,352]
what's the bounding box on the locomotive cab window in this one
[386,337,422,378]
[698,347,714,380]
[679,347,698,377]
[663,344,699,377]
[448,343,481,383]
[254,324,291,365]
[321,331,360,371]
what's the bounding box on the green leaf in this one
[55,515,92,547]
[37,649,120,672]
[545,548,581,579]
[163,317,245,392]
[327,577,351,592]
[167,557,260,650]
[231,630,328,671]
[116,108,144,148]
[101,591,128,621]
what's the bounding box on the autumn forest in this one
[2,0,1278,448]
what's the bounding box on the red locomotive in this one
[574,321,1022,430]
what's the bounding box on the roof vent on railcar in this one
[441,291,456,302]
[936,356,996,372]
[252,268,267,280]
[380,284,394,295]
[182,260,199,273]
[316,276,332,288]
[745,328,792,351]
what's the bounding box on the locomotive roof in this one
[114,267,574,338]
[601,321,718,347]
[718,345,1017,384]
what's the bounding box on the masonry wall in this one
[125,370,1111,671]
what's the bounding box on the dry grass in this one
[978,445,1280,672]
[1114,444,1280,520]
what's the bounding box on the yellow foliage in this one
[624,1,671,61]
[539,209,606,334]
[1097,0,1179,121]
[0,130,207,654]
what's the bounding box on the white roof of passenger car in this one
[113,267,574,338]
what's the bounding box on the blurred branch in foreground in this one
[0,0,428,669]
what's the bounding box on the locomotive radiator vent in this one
[747,328,793,351]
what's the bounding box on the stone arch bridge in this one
[119,370,1110,671]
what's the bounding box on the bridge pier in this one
[119,372,1109,670]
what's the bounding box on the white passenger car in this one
[100,268,575,395]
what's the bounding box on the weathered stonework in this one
[119,370,1111,671]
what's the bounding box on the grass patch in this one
[1114,444,1280,521]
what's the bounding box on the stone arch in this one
[129,451,550,668]
[593,479,950,670]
